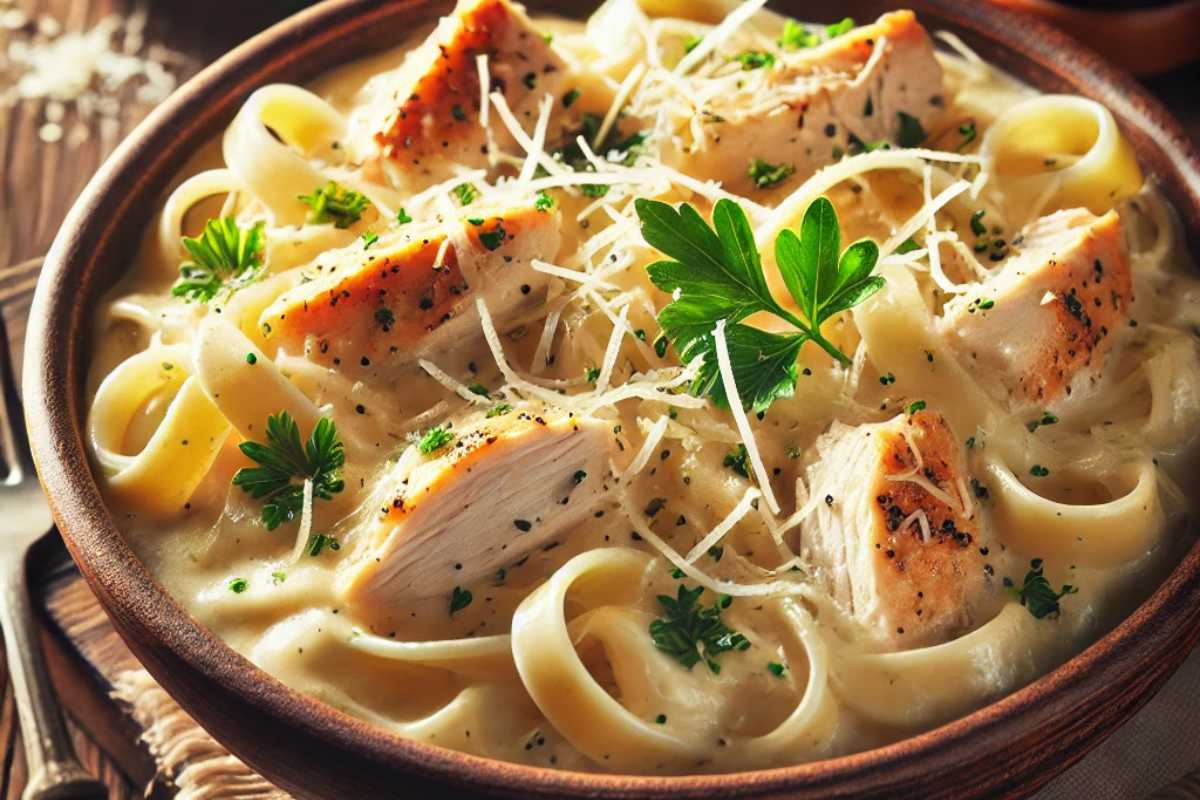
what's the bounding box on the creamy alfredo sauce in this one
[85,0,1200,774]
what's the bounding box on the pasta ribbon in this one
[223,85,345,225]
[983,457,1162,567]
[831,602,1054,729]
[192,316,325,441]
[982,95,1142,217]
[88,346,231,518]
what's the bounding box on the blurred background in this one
[0,0,1195,797]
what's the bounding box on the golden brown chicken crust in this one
[866,411,984,642]
[1013,211,1130,405]
[259,206,555,366]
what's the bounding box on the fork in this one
[0,312,106,799]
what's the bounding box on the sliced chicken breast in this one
[802,410,988,650]
[939,208,1131,411]
[354,0,568,188]
[258,205,560,374]
[338,409,613,607]
[670,11,944,195]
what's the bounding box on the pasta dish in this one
[84,0,1200,774]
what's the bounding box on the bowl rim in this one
[23,0,1200,797]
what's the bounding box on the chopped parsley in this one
[245,352,258,365]
[361,231,379,249]
[572,470,587,485]
[970,209,988,237]
[562,88,581,108]
[486,403,512,418]
[895,237,921,254]
[228,577,248,593]
[306,532,340,557]
[637,196,883,411]
[375,307,395,328]
[767,661,786,677]
[299,181,371,228]
[896,111,926,148]
[655,713,667,724]
[957,120,977,152]
[825,17,855,37]
[418,426,454,455]
[907,400,927,414]
[396,208,413,225]
[478,221,506,251]
[683,34,704,54]
[232,412,345,531]
[1007,558,1077,619]
[450,103,467,121]
[732,50,775,70]
[1026,411,1059,433]
[534,190,554,212]
[654,334,669,358]
[453,182,479,206]
[271,571,287,584]
[748,158,795,189]
[648,584,750,674]
[584,366,600,383]
[1030,464,1050,477]
[450,586,473,615]
[779,19,817,49]
[467,382,490,398]
[724,444,750,478]
[171,217,266,303]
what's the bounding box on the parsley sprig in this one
[1006,558,1078,619]
[649,584,749,674]
[637,196,883,411]
[298,181,370,228]
[232,412,345,530]
[171,217,266,303]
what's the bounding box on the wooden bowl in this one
[23,1,1200,797]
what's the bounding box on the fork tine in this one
[0,311,31,485]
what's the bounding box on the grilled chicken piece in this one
[802,411,987,650]
[258,205,560,374]
[939,208,1131,411]
[670,11,944,195]
[338,409,613,606]
[356,0,568,188]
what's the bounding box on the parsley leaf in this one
[779,19,817,49]
[454,182,479,205]
[732,50,775,70]
[638,196,881,411]
[649,584,750,674]
[298,181,370,228]
[450,586,473,615]
[1007,559,1077,619]
[171,217,266,304]
[724,444,750,478]
[748,158,795,188]
[418,426,454,454]
[232,412,345,531]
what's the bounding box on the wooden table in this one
[0,2,1197,797]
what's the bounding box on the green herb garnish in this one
[562,88,581,108]
[767,661,786,677]
[748,158,795,189]
[779,19,817,49]
[1007,558,1077,619]
[732,50,775,70]
[825,17,855,37]
[228,577,248,593]
[486,403,512,418]
[478,221,506,251]
[418,426,454,455]
[299,181,370,228]
[724,444,750,478]
[450,586,473,615]
[396,208,413,225]
[957,120,977,152]
[375,307,395,328]
[637,196,883,411]
[306,533,340,557]
[454,182,479,205]
[1030,464,1050,477]
[648,584,750,674]
[232,413,345,531]
[535,190,555,212]
[172,217,266,303]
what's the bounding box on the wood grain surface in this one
[0,1,1196,798]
